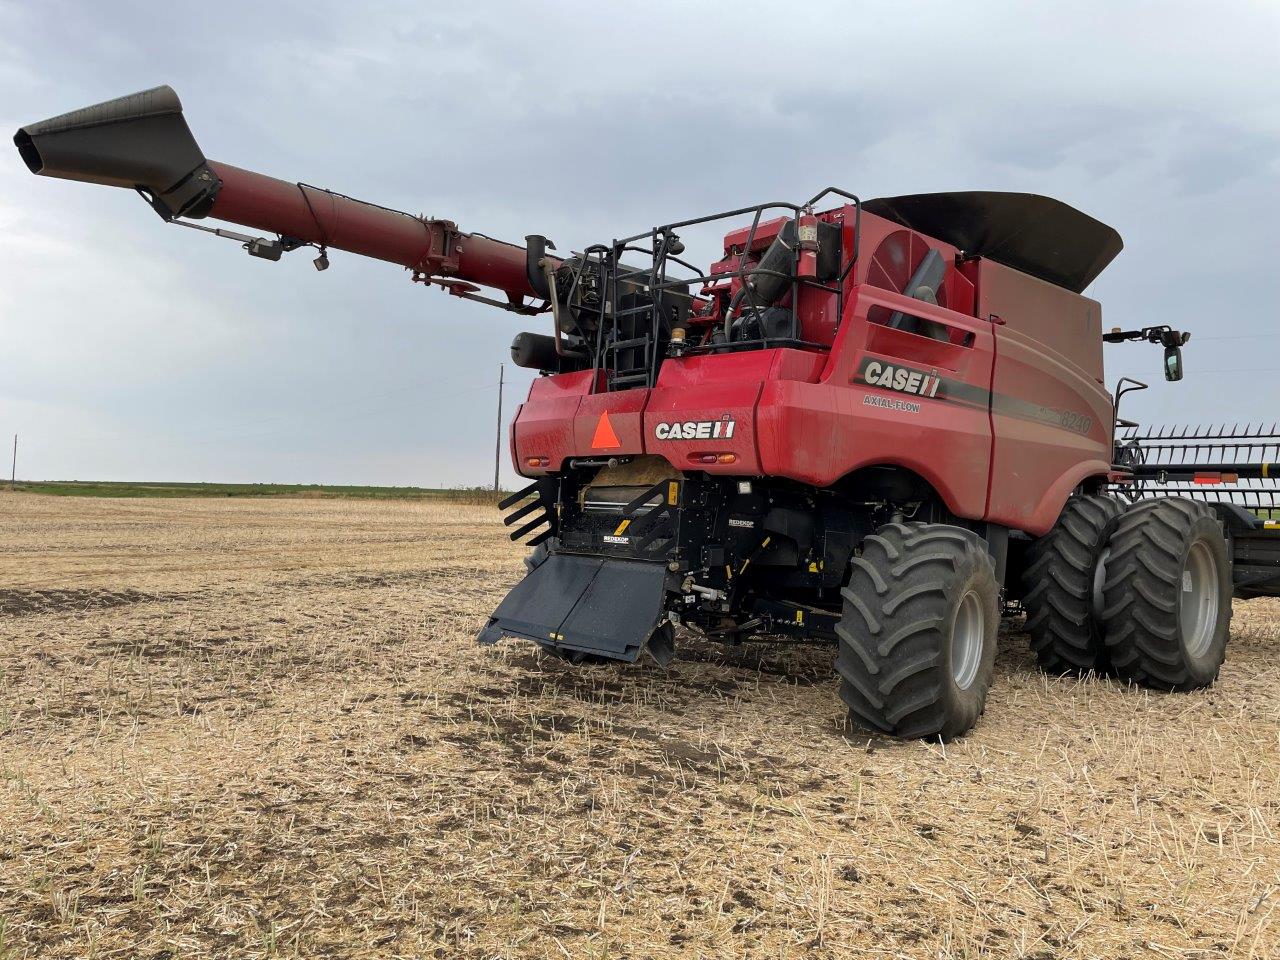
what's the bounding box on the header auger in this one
[18,85,1280,740]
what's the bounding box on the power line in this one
[1193,334,1280,341]
[1191,368,1280,374]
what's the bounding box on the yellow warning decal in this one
[795,610,805,624]
[668,481,679,505]
[613,519,632,536]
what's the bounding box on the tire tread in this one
[1100,497,1231,690]
[837,522,997,741]
[1022,494,1122,675]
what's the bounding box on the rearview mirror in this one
[1164,345,1184,382]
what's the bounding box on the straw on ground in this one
[1,492,1277,958]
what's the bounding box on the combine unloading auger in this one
[18,85,1280,741]
[14,85,547,311]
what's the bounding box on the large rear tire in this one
[836,522,999,741]
[1100,497,1231,690]
[1022,494,1123,675]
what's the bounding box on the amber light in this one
[526,456,550,468]
[689,452,737,465]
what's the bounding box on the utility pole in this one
[493,364,504,492]
[9,434,15,489]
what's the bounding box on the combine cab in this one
[17,86,1280,740]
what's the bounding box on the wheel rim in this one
[951,589,984,690]
[1181,539,1220,659]
[1091,545,1110,622]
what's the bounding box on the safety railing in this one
[574,189,862,392]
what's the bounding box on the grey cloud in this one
[2,0,1278,484]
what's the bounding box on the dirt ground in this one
[2,492,1278,959]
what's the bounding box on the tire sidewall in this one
[1178,515,1232,684]
[940,545,1000,739]
[1090,507,1125,632]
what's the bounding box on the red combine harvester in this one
[17,87,1280,739]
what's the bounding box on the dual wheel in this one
[836,496,1232,741]
[1022,495,1231,689]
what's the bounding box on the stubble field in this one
[2,492,1278,959]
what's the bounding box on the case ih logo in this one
[857,359,943,397]
[654,416,737,441]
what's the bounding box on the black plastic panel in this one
[556,559,667,659]
[14,84,218,219]
[864,192,1123,293]
[477,554,667,662]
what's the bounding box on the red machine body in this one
[188,166,1114,535]
[513,204,1111,536]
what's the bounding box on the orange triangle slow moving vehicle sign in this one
[591,411,622,450]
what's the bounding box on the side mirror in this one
[1164,345,1184,382]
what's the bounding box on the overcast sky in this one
[2,1,1278,487]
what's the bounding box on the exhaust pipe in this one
[14,85,221,220]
